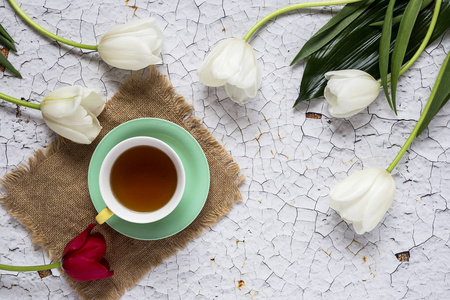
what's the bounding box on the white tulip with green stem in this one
[0,86,105,144]
[7,0,163,71]
[294,0,449,106]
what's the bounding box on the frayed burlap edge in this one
[0,66,245,299]
[0,137,69,259]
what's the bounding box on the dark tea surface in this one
[110,145,178,212]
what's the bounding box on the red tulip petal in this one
[99,258,110,269]
[62,256,114,282]
[62,224,96,257]
[89,232,106,243]
[64,235,107,261]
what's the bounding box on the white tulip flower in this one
[324,70,381,118]
[329,167,396,234]
[40,86,105,144]
[198,38,261,105]
[97,18,163,71]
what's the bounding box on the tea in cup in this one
[96,136,185,224]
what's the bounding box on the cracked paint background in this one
[0,0,450,298]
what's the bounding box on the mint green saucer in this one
[88,118,210,240]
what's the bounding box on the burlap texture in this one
[0,67,244,299]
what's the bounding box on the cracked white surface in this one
[1,0,450,299]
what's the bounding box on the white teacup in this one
[95,136,185,224]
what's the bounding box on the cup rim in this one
[99,136,185,223]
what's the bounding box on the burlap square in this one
[0,67,244,299]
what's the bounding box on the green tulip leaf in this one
[0,24,15,43]
[290,0,373,65]
[417,52,450,136]
[0,35,17,52]
[379,0,396,110]
[390,0,423,114]
[0,52,22,78]
[295,0,450,106]
[370,0,434,27]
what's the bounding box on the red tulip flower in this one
[0,223,114,282]
[61,223,114,281]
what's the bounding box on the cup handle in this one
[96,207,114,224]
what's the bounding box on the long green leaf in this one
[0,52,22,78]
[291,0,371,64]
[438,93,450,111]
[0,35,17,52]
[390,0,423,114]
[370,0,434,26]
[295,0,450,105]
[0,24,14,43]
[417,52,450,135]
[379,0,396,110]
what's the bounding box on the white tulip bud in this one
[40,86,105,144]
[329,167,396,234]
[97,18,163,71]
[198,38,261,105]
[324,70,381,118]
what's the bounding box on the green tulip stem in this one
[386,50,450,173]
[0,92,41,110]
[242,0,363,42]
[386,0,442,83]
[8,0,98,51]
[0,261,62,272]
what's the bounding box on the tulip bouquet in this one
[0,224,114,281]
